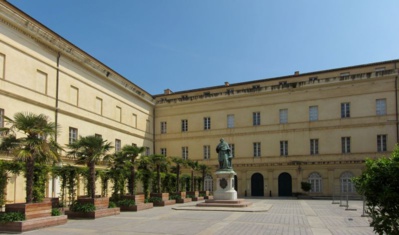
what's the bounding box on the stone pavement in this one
[21,198,375,235]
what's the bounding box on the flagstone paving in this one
[21,198,375,235]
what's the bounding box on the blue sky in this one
[8,1,399,95]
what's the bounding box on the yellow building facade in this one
[0,2,397,201]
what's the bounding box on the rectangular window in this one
[229,144,235,158]
[310,139,319,155]
[68,127,78,144]
[161,148,167,156]
[0,109,4,133]
[95,97,103,115]
[70,86,79,106]
[36,70,47,94]
[115,139,121,152]
[227,114,234,128]
[181,119,188,132]
[160,121,167,134]
[377,135,387,152]
[95,134,102,139]
[203,145,210,160]
[279,109,288,124]
[341,137,351,154]
[309,106,318,121]
[182,146,188,160]
[0,53,5,79]
[145,147,150,156]
[280,141,288,156]
[341,103,350,118]
[116,106,122,122]
[253,142,261,157]
[376,99,387,116]
[253,112,260,126]
[132,114,137,128]
[204,117,211,130]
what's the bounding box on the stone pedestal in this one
[213,170,237,200]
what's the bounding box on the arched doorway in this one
[278,172,292,196]
[251,173,264,196]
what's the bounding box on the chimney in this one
[164,89,173,95]
[225,82,230,86]
[294,71,300,76]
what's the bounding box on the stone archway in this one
[278,172,292,196]
[251,173,264,196]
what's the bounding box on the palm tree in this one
[120,145,145,195]
[104,151,128,200]
[66,135,112,199]
[170,157,187,192]
[198,163,211,191]
[1,112,61,203]
[148,154,169,193]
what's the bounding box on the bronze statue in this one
[216,138,232,170]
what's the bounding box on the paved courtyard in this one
[23,198,375,235]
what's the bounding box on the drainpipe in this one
[52,52,60,198]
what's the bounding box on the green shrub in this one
[0,212,25,223]
[51,208,61,216]
[108,201,117,208]
[169,195,181,200]
[116,199,135,207]
[70,201,96,212]
[301,182,311,192]
[147,197,162,203]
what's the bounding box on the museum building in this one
[0,1,397,202]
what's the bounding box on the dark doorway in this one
[251,173,264,196]
[278,172,292,196]
[234,175,238,191]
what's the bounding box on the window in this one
[280,140,288,156]
[310,139,319,155]
[95,134,102,138]
[95,97,103,115]
[341,137,351,154]
[308,172,322,193]
[204,174,213,192]
[227,114,234,128]
[341,103,350,118]
[160,121,167,134]
[377,135,387,152]
[115,139,121,152]
[36,70,47,94]
[0,109,4,134]
[229,144,235,158]
[132,114,137,128]
[376,99,387,116]
[279,109,288,124]
[203,145,210,160]
[204,117,211,130]
[253,112,260,126]
[340,172,354,193]
[253,142,261,157]
[0,53,5,79]
[116,106,122,122]
[145,147,150,156]
[182,146,188,160]
[309,106,318,121]
[70,86,79,106]
[181,119,188,132]
[161,148,167,156]
[68,127,78,144]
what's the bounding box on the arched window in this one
[340,172,354,193]
[308,172,322,193]
[204,174,213,192]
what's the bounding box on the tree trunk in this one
[89,162,96,199]
[191,170,194,192]
[176,165,180,193]
[157,165,161,193]
[131,166,135,195]
[202,170,205,191]
[25,157,35,203]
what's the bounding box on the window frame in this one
[280,140,288,156]
[310,139,319,155]
[204,117,211,130]
[279,109,288,124]
[181,119,188,132]
[341,102,350,118]
[341,137,351,154]
[68,127,78,144]
[253,142,261,157]
[377,134,387,152]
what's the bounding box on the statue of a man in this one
[216,138,232,170]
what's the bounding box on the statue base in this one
[213,170,237,200]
